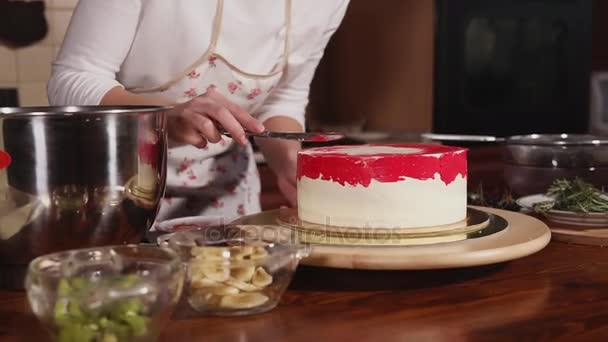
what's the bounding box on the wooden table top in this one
[2,240,608,341]
[2,145,605,341]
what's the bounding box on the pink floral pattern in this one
[240,172,248,185]
[177,158,194,174]
[187,169,197,180]
[187,70,201,79]
[225,184,237,194]
[247,88,262,100]
[184,88,197,98]
[227,82,240,94]
[215,164,227,174]
[209,55,218,67]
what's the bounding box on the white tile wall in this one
[51,0,80,10]
[51,9,73,45]
[38,15,53,47]
[0,82,18,89]
[16,46,54,82]
[19,82,49,106]
[0,47,18,83]
[10,0,77,106]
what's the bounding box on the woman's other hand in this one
[168,87,265,148]
[277,171,297,208]
[254,116,302,208]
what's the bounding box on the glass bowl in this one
[504,134,608,196]
[25,245,184,342]
[157,224,310,316]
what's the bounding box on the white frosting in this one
[302,146,424,156]
[297,174,467,229]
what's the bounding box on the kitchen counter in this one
[3,144,585,342]
[2,242,608,341]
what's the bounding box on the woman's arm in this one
[48,0,263,147]
[47,0,143,106]
[99,87,173,106]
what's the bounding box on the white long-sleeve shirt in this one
[47,0,349,126]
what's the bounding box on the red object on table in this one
[0,150,11,170]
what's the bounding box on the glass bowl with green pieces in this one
[25,245,184,342]
[157,224,310,316]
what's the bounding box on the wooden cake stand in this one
[233,206,551,270]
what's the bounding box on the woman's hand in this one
[254,116,302,208]
[168,88,265,148]
[275,155,298,207]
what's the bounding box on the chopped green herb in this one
[533,178,608,214]
[52,276,151,341]
[58,279,72,297]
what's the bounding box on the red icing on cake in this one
[307,132,343,142]
[308,135,333,142]
[297,144,467,187]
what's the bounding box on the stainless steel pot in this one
[0,105,168,288]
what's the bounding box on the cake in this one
[296,144,468,229]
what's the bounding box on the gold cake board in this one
[232,206,551,270]
[277,208,490,245]
[278,208,489,237]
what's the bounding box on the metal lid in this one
[0,105,171,118]
[506,134,608,146]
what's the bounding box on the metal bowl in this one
[504,134,608,196]
[0,106,169,288]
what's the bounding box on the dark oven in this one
[433,0,593,136]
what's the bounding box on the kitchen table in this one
[2,242,608,341]
[2,145,607,341]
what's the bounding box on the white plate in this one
[517,194,608,228]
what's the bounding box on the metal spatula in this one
[223,130,345,142]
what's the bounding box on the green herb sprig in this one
[533,178,608,214]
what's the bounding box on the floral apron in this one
[129,0,292,223]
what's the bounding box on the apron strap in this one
[130,0,291,94]
[283,0,292,66]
